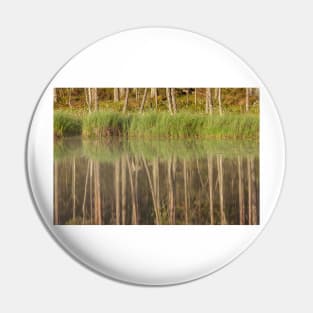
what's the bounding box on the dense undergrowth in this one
[54,109,259,139]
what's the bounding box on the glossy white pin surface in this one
[26,28,285,285]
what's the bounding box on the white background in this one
[0,0,312,312]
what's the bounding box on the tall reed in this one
[54,109,259,139]
[54,111,82,137]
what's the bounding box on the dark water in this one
[54,138,259,225]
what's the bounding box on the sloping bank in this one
[54,110,259,139]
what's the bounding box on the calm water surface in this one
[54,138,259,225]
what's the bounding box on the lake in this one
[54,137,259,225]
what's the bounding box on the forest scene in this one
[54,88,259,225]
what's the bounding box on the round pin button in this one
[26,28,285,285]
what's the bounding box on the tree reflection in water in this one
[54,138,259,225]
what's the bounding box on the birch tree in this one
[92,88,98,111]
[84,88,92,112]
[151,88,158,108]
[139,88,148,113]
[67,88,72,108]
[113,88,119,102]
[115,160,120,224]
[205,88,213,115]
[217,155,227,224]
[119,88,126,98]
[122,88,129,113]
[171,88,177,113]
[207,155,214,224]
[121,155,126,225]
[94,161,101,224]
[237,156,245,224]
[54,162,59,224]
[245,88,249,112]
[166,88,173,114]
[218,88,222,115]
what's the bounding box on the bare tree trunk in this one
[142,155,160,224]
[245,88,249,112]
[94,161,101,224]
[92,88,98,111]
[67,88,72,108]
[247,158,252,224]
[155,88,158,109]
[122,88,129,113]
[89,160,93,224]
[54,162,59,224]
[85,88,91,112]
[250,157,257,224]
[186,89,189,106]
[121,155,126,225]
[72,158,76,220]
[139,88,148,113]
[196,159,205,188]
[113,88,120,102]
[205,88,209,114]
[171,88,177,113]
[54,89,57,105]
[167,157,175,224]
[183,160,189,224]
[126,156,137,224]
[81,160,90,224]
[115,159,120,225]
[88,88,92,110]
[166,88,173,114]
[205,88,213,115]
[237,156,245,224]
[119,88,125,98]
[152,88,158,109]
[152,158,160,216]
[194,88,197,107]
[134,156,139,217]
[217,156,227,224]
[208,156,214,225]
[218,88,222,115]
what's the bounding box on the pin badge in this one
[26,28,285,285]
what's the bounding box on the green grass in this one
[82,111,131,137]
[54,111,82,137]
[54,109,259,139]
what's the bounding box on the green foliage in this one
[82,111,131,137]
[54,111,82,137]
[54,110,259,139]
[54,88,260,114]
